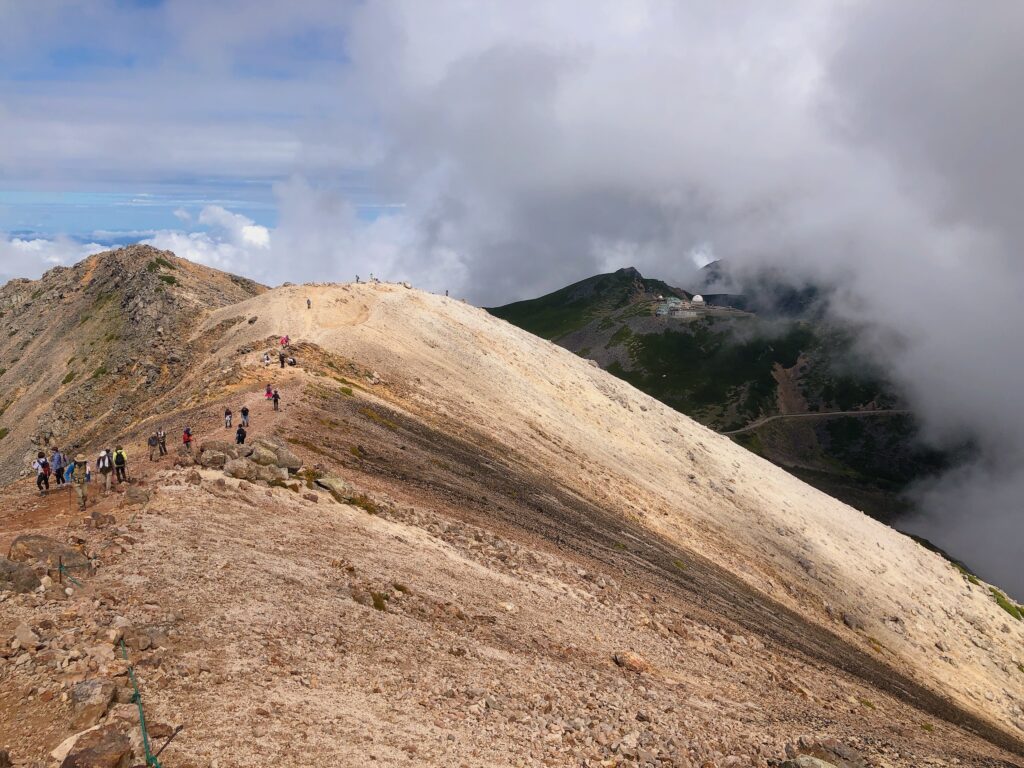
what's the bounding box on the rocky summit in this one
[0,248,1022,767]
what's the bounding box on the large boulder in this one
[314,476,354,503]
[223,458,259,482]
[198,439,234,455]
[274,446,302,471]
[70,679,117,729]
[249,445,279,467]
[198,450,227,469]
[58,724,131,768]
[257,464,288,483]
[8,535,90,572]
[199,440,252,460]
[0,558,41,593]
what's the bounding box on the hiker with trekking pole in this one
[69,454,90,511]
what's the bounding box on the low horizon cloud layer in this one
[1,1,1022,592]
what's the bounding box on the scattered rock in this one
[787,737,868,768]
[14,622,40,649]
[612,651,650,673]
[302,492,319,503]
[0,557,41,593]
[8,534,90,571]
[51,726,101,764]
[121,487,150,507]
[89,511,116,529]
[70,679,117,729]
[842,612,865,631]
[123,628,152,652]
[781,758,839,768]
[58,723,131,768]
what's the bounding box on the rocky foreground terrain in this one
[0,247,1023,767]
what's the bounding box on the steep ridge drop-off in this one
[204,283,1024,745]
[1,262,1023,766]
[0,245,264,480]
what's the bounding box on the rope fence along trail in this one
[54,559,182,765]
[120,637,163,768]
[57,560,84,587]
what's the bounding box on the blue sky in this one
[0,1,359,248]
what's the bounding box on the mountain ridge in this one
[487,265,957,524]
[0,250,1021,766]
[0,244,264,480]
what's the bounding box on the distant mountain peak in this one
[614,266,643,278]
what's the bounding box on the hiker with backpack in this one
[272,389,280,411]
[50,447,66,487]
[183,427,193,453]
[265,384,273,400]
[70,454,89,510]
[97,448,114,493]
[148,432,159,461]
[32,452,50,495]
[235,425,247,445]
[224,408,233,428]
[113,445,128,483]
[278,351,286,368]
[157,427,167,456]
[240,406,249,427]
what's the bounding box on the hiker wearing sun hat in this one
[70,453,89,511]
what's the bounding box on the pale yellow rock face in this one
[203,282,1024,741]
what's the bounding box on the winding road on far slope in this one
[722,409,913,435]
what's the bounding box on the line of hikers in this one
[31,445,131,508]
[32,385,285,509]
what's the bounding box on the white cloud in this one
[142,205,270,275]
[0,234,105,281]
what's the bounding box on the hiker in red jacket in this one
[183,427,194,453]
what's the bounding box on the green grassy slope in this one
[487,267,686,341]
[487,267,958,523]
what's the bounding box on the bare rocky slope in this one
[0,244,264,481]
[0,250,1023,767]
